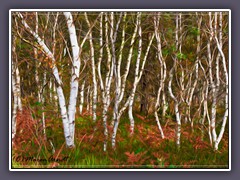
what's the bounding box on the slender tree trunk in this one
[111,12,124,148]
[86,85,90,113]
[128,14,142,135]
[12,34,22,140]
[168,14,181,148]
[34,12,41,103]
[97,12,115,151]
[199,58,213,145]
[153,13,165,138]
[168,67,181,147]
[41,72,47,139]
[15,65,22,111]
[214,12,229,150]
[85,13,98,122]
[79,80,85,114]
[12,71,18,140]
[12,36,18,140]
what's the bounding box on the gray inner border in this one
[1,0,239,178]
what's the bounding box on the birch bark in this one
[207,12,218,149]
[168,14,181,147]
[79,80,85,114]
[64,12,81,144]
[214,12,229,150]
[153,13,165,138]
[85,13,98,122]
[12,35,22,139]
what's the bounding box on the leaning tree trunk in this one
[17,12,74,147]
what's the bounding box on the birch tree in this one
[168,13,182,147]
[79,80,85,114]
[153,12,166,139]
[12,35,22,140]
[85,13,98,122]
[212,12,229,150]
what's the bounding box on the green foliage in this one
[189,26,200,36]
[162,48,170,56]
[177,52,187,60]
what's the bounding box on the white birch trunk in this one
[86,85,90,112]
[199,60,213,145]
[98,13,110,151]
[53,83,58,107]
[153,13,165,138]
[214,12,229,150]
[168,68,181,147]
[89,88,93,115]
[128,14,142,135]
[15,66,22,111]
[109,12,123,148]
[34,12,41,102]
[42,72,47,139]
[85,13,98,122]
[12,51,17,140]
[52,13,59,107]
[79,80,85,114]
[64,12,81,144]
[12,35,22,140]
[207,12,218,149]
[12,71,18,140]
[162,92,168,120]
[111,12,119,126]
[168,14,181,147]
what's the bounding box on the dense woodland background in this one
[11,11,229,168]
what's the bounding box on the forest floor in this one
[11,107,229,169]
